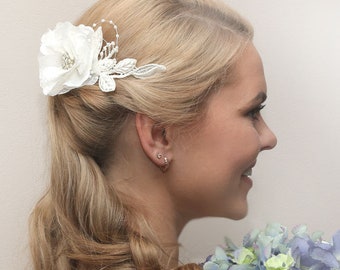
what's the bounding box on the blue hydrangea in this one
[203,223,340,270]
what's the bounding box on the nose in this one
[260,120,277,151]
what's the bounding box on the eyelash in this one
[247,104,266,121]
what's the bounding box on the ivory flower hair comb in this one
[38,19,166,96]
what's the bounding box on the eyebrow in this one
[249,92,267,105]
[239,91,268,113]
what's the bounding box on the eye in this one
[247,104,265,121]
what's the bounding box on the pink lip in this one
[241,174,253,188]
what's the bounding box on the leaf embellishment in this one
[132,64,166,78]
[96,58,165,92]
[114,58,137,74]
[99,73,116,92]
[97,58,116,73]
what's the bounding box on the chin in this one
[226,204,248,220]
[230,212,248,220]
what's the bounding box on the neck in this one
[106,120,188,268]
[113,171,186,267]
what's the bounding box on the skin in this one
[110,43,277,267]
[165,43,277,223]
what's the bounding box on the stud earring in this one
[156,153,170,172]
[163,157,168,166]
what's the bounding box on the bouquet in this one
[203,223,340,270]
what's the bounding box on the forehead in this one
[197,43,267,121]
[217,43,267,103]
[236,43,265,87]
[179,43,267,131]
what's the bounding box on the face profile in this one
[164,44,277,224]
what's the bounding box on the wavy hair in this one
[29,0,253,269]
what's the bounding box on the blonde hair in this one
[30,0,253,269]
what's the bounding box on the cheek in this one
[206,124,261,170]
[170,122,260,186]
[167,146,250,218]
[167,164,250,219]
[167,121,261,218]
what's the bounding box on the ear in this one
[135,113,172,168]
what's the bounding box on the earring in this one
[163,157,168,166]
[156,153,170,172]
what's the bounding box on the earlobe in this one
[135,113,172,170]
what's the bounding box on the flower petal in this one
[310,247,339,268]
[203,262,220,270]
[39,22,97,95]
[215,246,229,261]
[333,231,340,261]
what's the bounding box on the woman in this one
[30,0,277,269]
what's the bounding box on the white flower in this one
[38,21,166,95]
[39,22,102,96]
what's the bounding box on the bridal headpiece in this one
[39,19,166,96]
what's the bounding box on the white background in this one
[1,0,339,269]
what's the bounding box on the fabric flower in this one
[38,21,166,95]
[39,22,102,96]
